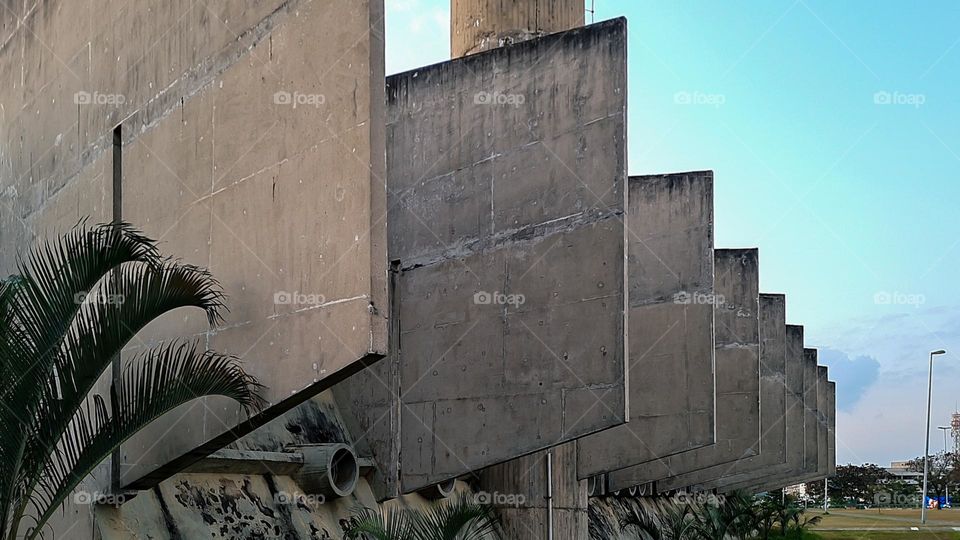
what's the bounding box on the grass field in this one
[802,508,960,539]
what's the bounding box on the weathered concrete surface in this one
[478,442,589,538]
[0,0,388,492]
[578,172,716,478]
[119,0,388,490]
[816,366,829,479]
[91,473,481,540]
[803,350,821,478]
[339,19,629,497]
[607,249,761,492]
[668,294,787,492]
[713,323,803,493]
[828,381,837,476]
[737,345,822,493]
[452,0,585,57]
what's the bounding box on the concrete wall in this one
[0,0,388,492]
[607,248,761,492]
[714,323,803,492]
[579,172,716,478]
[451,0,585,57]
[817,366,829,479]
[339,19,629,497]
[478,442,589,538]
[736,344,822,493]
[828,381,836,476]
[670,293,787,492]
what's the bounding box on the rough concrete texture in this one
[91,473,477,540]
[828,381,836,476]
[578,172,716,478]
[0,0,388,491]
[713,323,803,493]
[816,366,829,480]
[607,249,761,492]
[736,344,822,493]
[671,294,787,492]
[338,19,629,497]
[803,350,820,478]
[451,0,585,57]
[478,442,589,538]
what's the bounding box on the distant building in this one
[887,460,923,482]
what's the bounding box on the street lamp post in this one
[922,349,947,524]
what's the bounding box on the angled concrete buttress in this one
[816,366,829,480]
[337,19,629,497]
[672,294,787,491]
[828,381,837,476]
[0,0,389,492]
[737,346,822,493]
[578,172,717,479]
[607,248,762,492]
[713,323,803,492]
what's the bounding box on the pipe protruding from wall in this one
[291,443,360,498]
[417,478,457,500]
[451,0,585,58]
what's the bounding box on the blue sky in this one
[384,0,960,466]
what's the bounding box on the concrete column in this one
[451,0,585,57]
[478,442,588,538]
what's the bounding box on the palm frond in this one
[28,341,263,535]
[412,493,499,540]
[344,506,416,540]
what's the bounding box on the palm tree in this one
[345,493,500,540]
[689,491,756,540]
[621,503,695,540]
[0,222,264,540]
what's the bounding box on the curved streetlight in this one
[922,349,947,524]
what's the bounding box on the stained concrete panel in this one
[578,172,716,478]
[714,323,804,492]
[816,366,829,479]
[734,344,821,493]
[1,0,319,269]
[114,0,388,488]
[0,0,388,491]
[606,249,761,492]
[803,350,820,477]
[668,294,787,491]
[339,19,629,496]
[828,381,836,476]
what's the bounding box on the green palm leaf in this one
[0,221,263,540]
